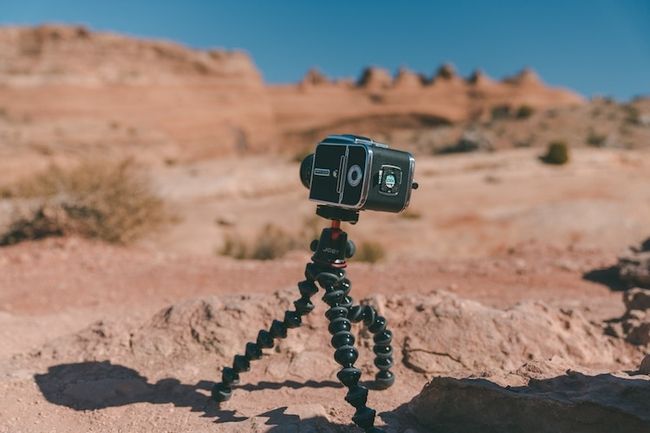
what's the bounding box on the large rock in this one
[618,238,650,289]
[401,291,629,376]
[409,363,650,433]
[606,287,650,346]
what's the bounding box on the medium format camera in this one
[300,134,416,213]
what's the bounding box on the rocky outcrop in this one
[393,67,424,89]
[0,25,277,160]
[400,291,629,375]
[0,24,585,163]
[618,238,650,289]
[300,68,329,86]
[408,363,650,433]
[606,288,650,346]
[32,289,635,376]
[357,66,392,89]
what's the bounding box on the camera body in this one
[300,134,415,213]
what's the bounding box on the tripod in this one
[211,206,395,433]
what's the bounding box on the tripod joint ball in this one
[212,209,395,432]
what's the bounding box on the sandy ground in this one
[1,147,649,432]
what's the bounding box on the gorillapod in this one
[211,206,395,433]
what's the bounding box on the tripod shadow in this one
[583,265,628,291]
[34,361,347,425]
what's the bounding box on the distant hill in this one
[0,24,612,171]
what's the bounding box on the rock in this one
[393,67,423,89]
[408,367,650,433]
[434,63,458,81]
[401,291,625,376]
[625,288,650,312]
[504,67,542,86]
[618,239,650,289]
[605,287,650,346]
[436,128,494,154]
[301,68,329,86]
[640,354,650,374]
[466,69,496,87]
[357,66,392,89]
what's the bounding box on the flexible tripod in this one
[212,206,394,433]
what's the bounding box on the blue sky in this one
[3,0,649,99]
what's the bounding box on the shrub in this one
[490,105,511,121]
[354,241,386,263]
[623,105,641,125]
[219,223,304,261]
[0,159,167,245]
[515,105,534,119]
[586,131,607,147]
[400,209,422,220]
[540,141,570,165]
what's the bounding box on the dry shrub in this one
[219,216,330,261]
[354,241,386,263]
[0,159,166,246]
[220,223,305,261]
[400,209,422,220]
[515,105,534,119]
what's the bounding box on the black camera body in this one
[300,134,416,213]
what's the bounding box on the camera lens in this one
[299,153,315,189]
[347,165,362,187]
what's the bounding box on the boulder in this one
[409,365,650,433]
[605,287,650,346]
[618,238,650,289]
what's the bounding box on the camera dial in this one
[347,165,363,187]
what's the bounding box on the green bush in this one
[540,141,570,165]
[0,159,167,246]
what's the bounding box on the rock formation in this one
[618,237,650,289]
[357,66,393,89]
[408,362,650,433]
[606,287,650,346]
[0,24,584,167]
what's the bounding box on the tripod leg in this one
[317,268,385,433]
[211,267,319,403]
[348,303,395,389]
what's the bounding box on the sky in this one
[2,0,649,100]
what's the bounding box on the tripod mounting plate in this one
[316,206,359,223]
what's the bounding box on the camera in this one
[300,134,416,213]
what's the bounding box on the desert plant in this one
[586,131,607,147]
[515,105,534,119]
[490,105,511,121]
[0,159,167,245]
[219,223,304,261]
[540,141,570,165]
[353,241,386,263]
[400,209,422,220]
[623,104,641,125]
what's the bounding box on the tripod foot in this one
[211,383,232,402]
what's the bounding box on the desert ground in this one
[1,25,650,433]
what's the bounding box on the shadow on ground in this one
[34,361,346,424]
[583,265,628,291]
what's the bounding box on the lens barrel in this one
[300,153,315,189]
